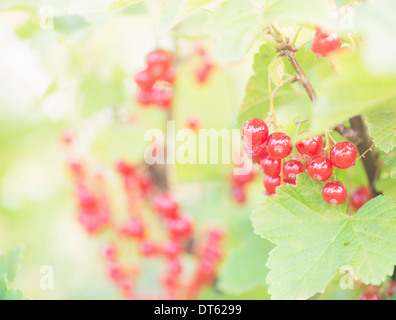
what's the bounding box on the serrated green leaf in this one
[0,247,22,283]
[365,105,396,153]
[384,149,396,178]
[312,52,396,134]
[251,173,396,300]
[0,276,24,300]
[218,235,274,295]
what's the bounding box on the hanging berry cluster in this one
[135,49,175,109]
[359,281,396,300]
[63,137,223,300]
[242,118,359,206]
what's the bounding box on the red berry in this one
[330,141,358,169]
[283,160,304,182]
[350,186,372,211]
[162,240,183,258]
[168,217,193,239]
[263,175,281,195]
[296,136,323,157]
[121,218,145,239]
[242,118,269,147]
[107,262,123,280]
[134,69,155,91]
[168,259,183,274]
[311,29,341,57]
[116,160,135,176]
[104,244,117,261]
[232,170,255,186]
[161,67,175,85]
[137,90,153,106]
[266,132,293,159]
[388,282,396,298]
[308,156,333,182]
[139,240,158,257]
[153,193,180,218]
[146,49,173,78]
[359,293,379,300]
[152,89,173,109]
[186,115,201,131]
[244,142,268,163]
[231,185,246,204]
[260,155,281,177]
[196,63,213,83]
[322,181,347,206]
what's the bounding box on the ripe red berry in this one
[244,142,268,163]
[350,186,372,211]
[231,185,246,204]
[168,217,193,239]
[232,170,255,186]
[116,160,135,176]
[260,155,281,177]
[168,259,183,275]
[104,244,117,261]
[266,132,293,159]
[263,175,281,195]
[152,88,173,109]
[162,240,183,258]
[330,141,358,169]
[283,160,304,182]
[242,118,269,147]
[311,29,341,57]
[139,240,158,257]
[121,218,145,239]
[153,193,180,219]
[296,135,323,158]
[322,181,347,206]
[134,69,155,91]
[136,90,153,106]
[196,63,213,83]
[388,281,396,298]
[161,67,175,85]
[146,49,173,78]
[308,156,333,182]
[359,293,380,300]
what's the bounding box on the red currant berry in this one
[359,293,379,300]
[296,135,323,157]
[242,118,269,147]
[116,160,135,176]
[244,142,268,163]
[134,69,155,91]
[231,185,246,204]
[307,156,333,182]
[153,193,180,219]
[330,141,358,169]
[161,67,175,85]
[162,240,183,258]
[232,170,255,186]
[260,155,281,177]
[120,218,145,239]
[283,160,304,182]
[168,259,183,275]
[322,181,347,206]
[311,29,341,57]
[146,49,173,78]
[266,132,293,159]
[107,262,124,280]
[137,90,153,106]
[388,281,396,298]
[350,186,372,211]
[104,244,117,261]
[263,175,281,195]
[152,88,173,109]
[168,217,193,239]
[139,240,158,257]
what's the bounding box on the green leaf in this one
[0,276,24,300]
[251,173,396,300]
[218,235,274,295]
[269,57,285,86]
[365,105,396,153]
[312,52,396,133]
[384,149,396,178]
[159,0,216,31]
[107,0,143,11]
[0,247,22,283]
[204,0,267,61]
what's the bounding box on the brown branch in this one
[333,123,362,145]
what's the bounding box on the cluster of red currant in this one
[63,135,223,299]
[134,49,175,109]
[311,27,341,58]
[359,281,396,300]
[194,46,214,84]
[230,168,255,204]
[242,118,359,206]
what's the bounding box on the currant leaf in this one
[218,235,274,295]
[251,173,396,300]
[0,275,25,300]
[0,247,22,283]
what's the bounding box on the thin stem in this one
[268,73,279,131]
